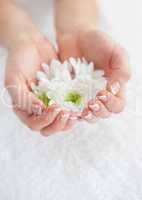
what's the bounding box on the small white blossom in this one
[32,58,107,112]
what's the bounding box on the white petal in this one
[69,57,77,67]
[36,71,47,81]
[50,59,61,68]
[77,58,81,65]
[41,63,49,74]
[50,59,61,78]
[34,57,107,112]
[31,83,39,95]
[93,70,105,78]
[82,57,88,65]
[88,62,94,74]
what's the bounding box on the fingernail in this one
[90,103,100,112]
[88,117,99,124]
[45,106,61,114]
[98,95,107,101]
[32,105,42,115]
[37,101,44,107]
[64,108,71,112]
[84,112,93,120]
[50,103,58,108]
[97,93,111,102]
[111,82,120,95]
[70,116,78,120]
[62,113,70,119]
[54,107,62,112]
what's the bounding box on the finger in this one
[106,79,127,115]
[97,90,125,113]
[88,99,110,118]
[106,46,131,100]
[109,45,131,84]
[81,108,97,122]
[9,84,45,114]
[106,80,126,100]
[79,30,131,84]
[41,111,70,136]
[31,105,62,130]
[14,104,62,131]
[63,112,78,131]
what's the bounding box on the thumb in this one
[107,45,131,97]
[108,45,131,84]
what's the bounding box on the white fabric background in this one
[0,0,141,199]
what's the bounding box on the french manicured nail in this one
[90,103,100,112]
[70,116,78,120]
[111,82,120,95]
[97,93,111,102]
[37,101,44,107]
[32,105,42,115]
[54,107,62,112]
[98,95,108,101]
[62,113,70,119]
[84,112,93,120]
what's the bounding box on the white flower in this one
[32,57,107,112]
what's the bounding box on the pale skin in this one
[0,0,131,136]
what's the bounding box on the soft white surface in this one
[0,0,141,199]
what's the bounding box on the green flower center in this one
[65,91,82,106]
[38,92,50,107]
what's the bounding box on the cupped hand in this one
[58,30,131,122]
[5,37,77,136]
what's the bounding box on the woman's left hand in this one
[57,30,131,122]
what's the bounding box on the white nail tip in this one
[84,113,93,120]
[32,107,42,115]
[70,116,78,120]
[88,117,98,123]
[111,82,120,95]
[42,63,49,73]
[55,108,62,112]
[98,95,108,101]
[90,104,100,112]
[42,62,48,67]
[62,113,70,119]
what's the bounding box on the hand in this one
[57,30,131,122]
[5,37,78,136]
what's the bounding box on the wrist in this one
[55,0,97,34]
[0,1,43,50]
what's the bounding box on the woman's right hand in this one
[5,37,78,136]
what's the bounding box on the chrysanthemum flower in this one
[32,58,107,113]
